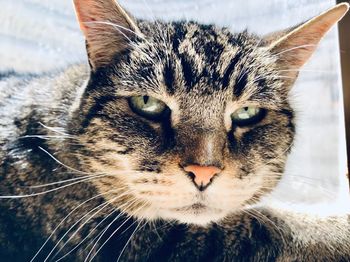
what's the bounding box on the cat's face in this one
[72,0,347,225]
[75,22,294,225]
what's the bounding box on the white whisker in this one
[52,190,135,261]
[116,220,143,262]
[82,198,139,258]
[51,190,133,262]
[271,44,317,57]
[19,135,76,140]
[61,208,119,259]
[83,21,158,64]
[38,122,72,136]
[30,190,118,262]
[38,146,94,175]
[85,200,144,262]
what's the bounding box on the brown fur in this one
[0,1,349,261]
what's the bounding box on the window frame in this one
[337,0,350,188]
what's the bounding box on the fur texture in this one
[0,1,349,261]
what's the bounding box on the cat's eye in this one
[129,96,170,120]
[231,106,265,126]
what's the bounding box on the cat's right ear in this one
[73,0,141,71]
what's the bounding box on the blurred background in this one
[0,0,348,212]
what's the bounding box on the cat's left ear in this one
[73,0,141,71]
[264,3,349,80]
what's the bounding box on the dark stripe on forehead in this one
[222,52,242,88]
[179,55,198,91]
[171,22,187,52]
[200,34,225,88]
[194,25,219,56]
[135,63,157,84]
[171,23,197,91]
[164,60,175,94]
[233,72,248,97]
[255,77,268,94]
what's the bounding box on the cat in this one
[0,0,350,261]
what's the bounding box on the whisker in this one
[83,21,158,64]
[45,201,113,262]
[273,69,337,74]
[116,220,143,262]
[252,142,293,172]
[38,146,95,175]
[0,175,110,199]
[83,21,145,41]
[27,169,140,189]
[271,44,317,57]
[84,21,135,43]
[286,174,338,185]
[30,190,118,262]
[245,208,287,247]
[28,174,107,189]
[38,122,72,136]
[19,135,76,140]
[63,209,119,259]
[85,200,145,262]
[83,198,140,260]
[27,169,144,189]
[236,38,264,84]
[53,189,134,261]
[140,0,168,60]
[251,74,295,86]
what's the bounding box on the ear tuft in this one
[73,0,140,70]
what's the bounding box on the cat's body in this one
[1,1,350,261]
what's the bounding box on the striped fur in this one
[0,1,349,261]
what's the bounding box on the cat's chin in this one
[147,203,229,226]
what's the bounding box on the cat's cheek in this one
[131,173,197,207]
[208,173,265,202]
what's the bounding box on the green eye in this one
[231,106,265,126]
[129,96,170,120]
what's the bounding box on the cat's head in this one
[72,0,348,225]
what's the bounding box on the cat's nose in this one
[183,165,222,191]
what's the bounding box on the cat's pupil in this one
[143,96,149,104]
[244,107,249,111]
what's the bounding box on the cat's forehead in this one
[109,21,284,109]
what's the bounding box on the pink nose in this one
[183,165,222,190]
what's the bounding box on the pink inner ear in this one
[272,20,347,71]
[269,3,349,71]
[74,0,106,31]
[73,0,138,69]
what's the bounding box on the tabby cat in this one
[0,0,349,261]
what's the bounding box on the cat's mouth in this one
[174,202,207,212]
[171,202,224,216]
